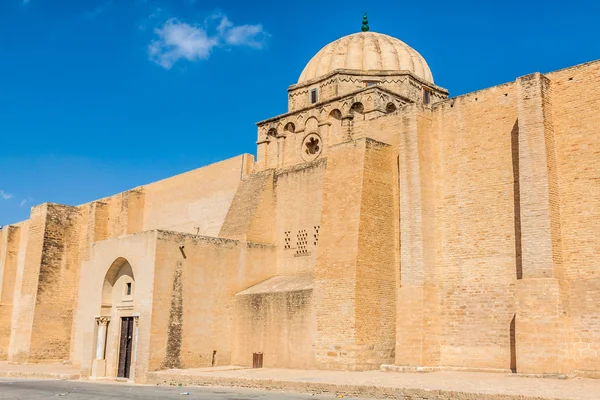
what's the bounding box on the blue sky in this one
[0,0,598,225]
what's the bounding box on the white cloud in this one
[224,24,266,48]
[149,19,218,69]
[216,15,233,35]
[149,14,268,69]
[0,190,14,200]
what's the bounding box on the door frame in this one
[117,316,134,378]
[111,306,139,381]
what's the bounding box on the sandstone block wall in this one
[0,224,23,359]
[142,155,252,236]
[549,61,600,373]
[395,105,440,367]
[274,159,326,276]
[1,155,250,367]
[219,169,275,244]
[28,204,81,362]
[1,54,599,379]
[514,72,569,374]
[73,231,159,380]
[233,275,316,369]
[315,138,396,371]
[150,232,275,371]
[430,81,519,370]
[388,60,600,374]
[8,204,81,363]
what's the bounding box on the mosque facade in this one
[1,24,599,381]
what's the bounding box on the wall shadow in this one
[511,120,523,280]
[510,314,517,372]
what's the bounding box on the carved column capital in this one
[96,316,110,326]
[133,315,139,327]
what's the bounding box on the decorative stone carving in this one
[97,316,110,326]
[301,133,322,162]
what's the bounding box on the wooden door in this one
[117,317,134,378]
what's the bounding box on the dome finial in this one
[361,12,369,32]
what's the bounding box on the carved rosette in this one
[301,133,322,162]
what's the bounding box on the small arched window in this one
[386,103,397,113]
[310,88,318,104]
[423,88,431,105]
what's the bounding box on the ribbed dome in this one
[298,32,433,84]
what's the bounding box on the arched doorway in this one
[91,258,138,380]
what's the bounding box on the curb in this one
[146,372,566,400]
[0,371,80,380]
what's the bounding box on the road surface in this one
[0,378,367,399]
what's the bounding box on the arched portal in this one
[91,258,138,381]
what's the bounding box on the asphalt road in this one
[0,379,367,400]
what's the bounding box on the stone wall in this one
[219,169,275,244]
[72,231,158,380]
[549,60,600,373]
[233,275,316,369]
[315,138,396,371]
[0,224,23,359]
[28,204,81,362]
[274,159,326,276]
[8,204,81,363]
[150,231,275,371]
[430,81,519,370]
[142,155,251,236]
[1,52,599,379]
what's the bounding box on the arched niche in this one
[350,102,364,114]
[305,116,319,133]
[386,102,397,113]
[267,128,278,138]
[329,109,342,120]
[284,122,295,134]
[102,257,135,308]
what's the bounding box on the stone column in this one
[95,317,109,359]
[91,316,110,379]
[276,134,286,168]
[341,114,354,141]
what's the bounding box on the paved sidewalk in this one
[147,367,600,400]
[0,361,80,380]
[3,361,600,400]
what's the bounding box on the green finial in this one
[361,12,369,32]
